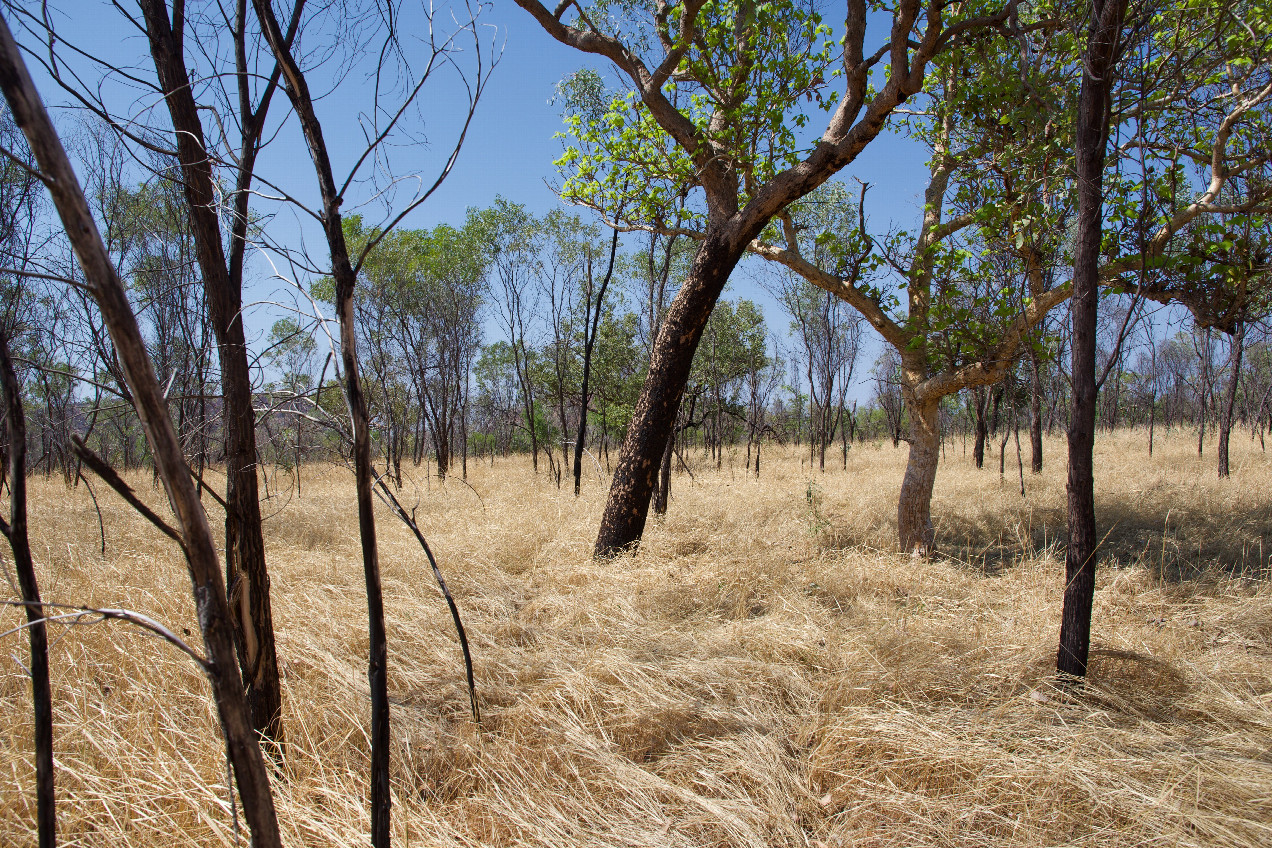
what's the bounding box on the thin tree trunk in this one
[138,0,283,748]
[0,327,55,848]
[1029,351,1044,473]
[0,25,283,844]
[1058,0,1126,680]
[653,422,675,515]
[576,232,620,496]
[1218,319,1244,478]
[973,388,989,468]
[251,1,389,841]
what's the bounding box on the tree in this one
[520,0,1014,556]
[483,199,547,471]
[11,0,297,744]
[249,1,492,842]
[0,19,284,844]
[773,185,866,471]
[1057,0,1129,681]
[751,0,1272,552]
[573,229,621,496]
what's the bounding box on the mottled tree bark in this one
[596,227,741,554]
[897,396,941,555]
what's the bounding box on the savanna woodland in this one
[1,0,1271,846]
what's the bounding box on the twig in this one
[71,436,184,549]
[370,471,480,725]
[0,600,210,671]
[76,469,107,556]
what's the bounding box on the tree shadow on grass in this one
[932,497,1272,582]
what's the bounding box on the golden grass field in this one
[2,428,1271,847]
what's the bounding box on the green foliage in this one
[554,0,837,227]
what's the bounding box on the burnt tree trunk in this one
[139,0,283,747]
[1058,0,1127,680]
[0,24,283,844]
[251,0,390,842]
[595,227,742,555]
[572,232,617,496]
[972,388,989,469]
[0,327,55,848]
[1029,349,1044,473]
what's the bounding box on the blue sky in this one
[29,0,937,397]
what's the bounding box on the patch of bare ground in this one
[3,429,1271,846]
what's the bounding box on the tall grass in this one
[3,429,1270,846]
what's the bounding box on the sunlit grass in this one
[3,428,1270,846]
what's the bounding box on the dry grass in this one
[3,428,1271,847]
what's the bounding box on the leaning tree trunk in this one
[0,24,283,844]
[595,227,741,556]
[897,394,942,555]
[1218,319,1244,479]
[1058,0,1127,680]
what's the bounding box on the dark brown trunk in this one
[1029,352,1044,473]
[1218,320,1244,478]
[0,327,56,848]
[576,232,620,497]
[250,1,389,841]
[595,227,741,556]
[653,426,674,515]
[973,388,988,468]
[1058,0,1126,680]
[0,25,283,844]
[138,0,282,748]
[897,395,941,555]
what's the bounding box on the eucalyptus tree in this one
[689,297,768,467]
[262,317,318,490]
[1168,198,1271,476]
[753,0,1271,552]
[773,184,867,471]
[412,218,488,480]
[481,198,547,471]
[520,0,1016,556]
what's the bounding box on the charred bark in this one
[972,388,989,469]
[0,326,55,848]
[595,228,741,556]
[1058,0,1127,680]
[0,23,283,844]
[1218,319,1244,478]
[138,0,283,747]
[251,0,389,841]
